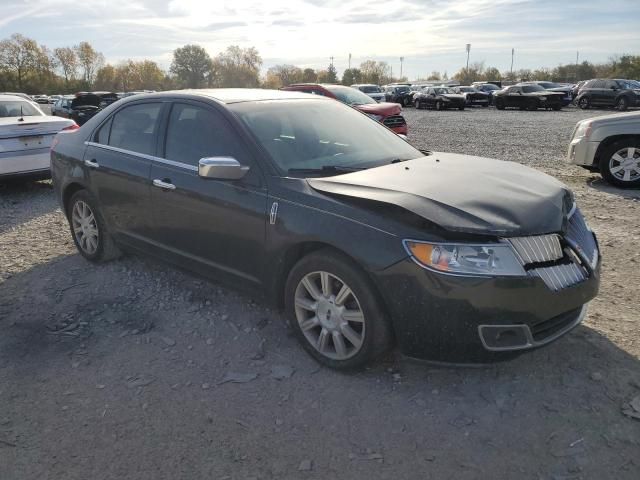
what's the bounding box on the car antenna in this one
[18,104,24,122]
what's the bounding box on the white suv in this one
[351,84,385,102]
[568,111,640,188]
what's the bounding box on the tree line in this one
[1,32,638,94]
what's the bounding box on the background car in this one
[572,80,588,99]
[0,94,77,181]
[526,81,573,106]
[51,95,76,117]
[32,94,50,104]
[383,84,414,107]
[282,83,407,134]
[68,91,119,125]
[351,84,385,102]
[453,86,490,107]
[471,82,502,105]
[576,79,640,111]
[414,87,466,110]
[568,110,640,187]
[493,84,564,110]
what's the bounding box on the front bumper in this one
[567,137,600,166]
[374,256,600,363]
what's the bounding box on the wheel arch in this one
[62,182,87,215]
[594,134,640,166]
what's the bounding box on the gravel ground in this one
[1,106,639,480]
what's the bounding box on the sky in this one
[1,0,639,79]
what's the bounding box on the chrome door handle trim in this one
[152,179,176,190]
[84,159,99,168]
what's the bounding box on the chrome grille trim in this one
[529,263,587,292]
[507,234,563,264]
[566,207,598,269]
[382,115,406,127]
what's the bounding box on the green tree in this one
[265,64,302,88]
[212,45,262,87]
[341,68,362,85]
[94,64,117,91]
[0,33,38,90]
[318,62,338,83]
[75,41,104,86]
[54,46,78,85]
[359,60,388,84]
[483,67,501,81]
[302,68,317,83]
[426,71,441,81]
[170,44,213,88]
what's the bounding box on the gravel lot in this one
[1,106,639,480]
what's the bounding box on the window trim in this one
[85,140,198,171]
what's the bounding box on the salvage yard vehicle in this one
[576,79,640,111]
[493,84,564,110]
[51,95,75,116]
[68,91,119,125]
[453,86,490,107]
[51,89,600,369]
[383,84,414,107]
[351,84,385,102]
[525,81,573,106]
[568,110,640,187]
[414,87,466,110]
[0,94,77,181]
[282,83,407,134]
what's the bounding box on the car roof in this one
[0,94,32,102]
[141,88,326,104]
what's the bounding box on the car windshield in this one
[459,87,475,92]
[231,99,422,176]
[324,85,377,105]
[0,100,43,117]
[522,85,545,93]
[434,88,455,94]
[481,84,500,90]
[537,82,559,89]
[395,86,410,93]
[359,85,381,93]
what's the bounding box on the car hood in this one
[441,94,465,100]
[354,102,402,116]
[307,153,572,237]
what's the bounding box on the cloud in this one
[0,0,637,78]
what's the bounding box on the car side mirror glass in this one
[198,157,249,180]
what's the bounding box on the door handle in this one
[84,159,99,168]
[153,179,176,190]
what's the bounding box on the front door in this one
[148,101,268,288]
[83,101,164,244]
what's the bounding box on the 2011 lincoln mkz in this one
[51,89,600,369]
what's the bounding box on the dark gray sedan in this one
[51,89,600,369]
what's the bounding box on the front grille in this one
[507,235,563,264]
[505,206,597,292]
[383,115,406,128]
[530,308,582,341]
[566,207,598,268]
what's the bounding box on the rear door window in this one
[108,103,162,156]
[163,103,246,166]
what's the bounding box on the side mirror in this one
[198,157,249,180]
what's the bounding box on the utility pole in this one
[575,51,579,82]
[465,44,471,70]
[330,56,334,68]
[399,56,404,79]
[348,53,351,70]
[510,48,514,78]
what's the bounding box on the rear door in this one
[83,101,164,245]
[148,100,268,287]
[602,80,618,106]
[590,80,606,105]
[505,87,521,107]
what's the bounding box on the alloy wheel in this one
[294,271,365,361]
[71,200,99,255]
[609,147,640,183]
[616,97,628,111]
[578,97,590,109]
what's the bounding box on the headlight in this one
[573,121,592,140]
[367,113,384,121]
[403,240,526,277]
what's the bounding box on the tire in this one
[435,101,443,111]
[599,140,640,188]
[527,99,538,111]
[482,103,489,108]
[578,96,590,109]
[552,105,562,111]
[284,249,392,370]
[66,190,122,262]
[458,106,465,111]
[403,96,411,107]
[495,98,505,110]
[615,97,628,111]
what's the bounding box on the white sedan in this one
[0,94,77,181]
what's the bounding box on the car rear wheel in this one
[495,98,505,110]
[403,97,411,107]
[458,106,465,111]
[599,141,640,188]
[285,250,392,369]
[552,105,562,111]
[578,97,590,109]
[67,190,121,262]
[615,97,628,111]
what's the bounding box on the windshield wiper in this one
[288,165,367,175]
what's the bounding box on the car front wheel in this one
[578,97,590,109]
[285,250,392,369]
[495,98,505,110]
[67,190,121,262]
[599,141,640,188]
[615,97,628,111]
